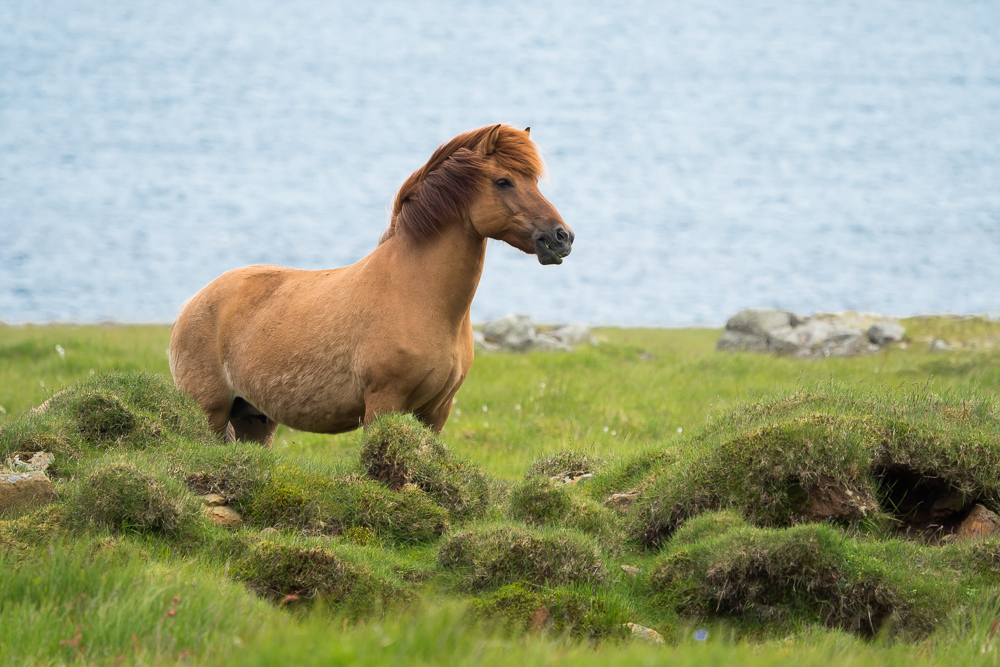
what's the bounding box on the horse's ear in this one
[524,126,530,137]
[479,124,502,155]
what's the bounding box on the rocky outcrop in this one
[474,315,597,352]
[717,309,905,358]
[1,451,57,514]
[0,471,57,513]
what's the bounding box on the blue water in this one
[2,0,998,326]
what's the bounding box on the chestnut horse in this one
[169,125,573,444]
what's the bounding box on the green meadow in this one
[2,318,1000,665]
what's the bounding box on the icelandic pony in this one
[169,124,573,444]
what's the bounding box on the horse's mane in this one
[380,125,543,244]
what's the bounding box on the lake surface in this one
[2,0,998,326]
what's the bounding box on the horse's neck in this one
[378,223,487,326]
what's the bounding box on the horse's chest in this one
[371,340,470,409]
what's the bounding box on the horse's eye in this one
[495,178,513,189]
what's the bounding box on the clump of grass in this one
[0,504,67,553]
[507,476,616,536]
[0,371,216,479]
[360,413,492,520]
[438,523,608,591]
[245,465,450,544]
[229,538,411,615]
[623,384,1000,546]
[67,460,201,538]
[650,512,960,639]
[469,582,632,642]
[73,391,141,441]
[182,441,449,544]
[181,441,277,503]
[525,450,605,478]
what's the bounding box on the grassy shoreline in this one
[2,319,1000,665]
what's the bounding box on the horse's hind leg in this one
[228,397,279,446]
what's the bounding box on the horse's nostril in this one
[555,228,568,243]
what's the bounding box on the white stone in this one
[546,323,596,347]
[481,314,536,351]
[867,323,906,346]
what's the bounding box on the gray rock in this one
[867,323,906,346]
[477,316,592,352]
[532,333,572,352]
[472,330,500,352]
[546,323,596,347]
[726,308,800,335]
[715,330,771,353]
[770,319,834,351]
[820,329,877,357]
[482,314,536,351]
[718,310,903,359]
[6,451,54,472]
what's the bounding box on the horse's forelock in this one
[384,125,542,243]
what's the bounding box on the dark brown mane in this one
[380,125,543,243]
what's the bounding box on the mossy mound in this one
[229,538,412,614]
[469,582,632,641]
[621,385,1000,546]
[438,524,608,591]
[182,443,277,503]
[0,504,68,554]
[67,460,201,538]
[650,512,968,639]
[360,413,492,520]
[246,466,450,544]
[507,476,616,536]
[182,444,449,544]
[0,371,216,478]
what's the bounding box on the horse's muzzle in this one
[533,226,574,265]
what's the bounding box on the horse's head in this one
[388,125,574,265]
[468,125,574,265]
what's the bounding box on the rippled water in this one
[2,0,998,325]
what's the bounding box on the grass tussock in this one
[650,511,970,639]
[228,537,412,615]
[247,466,450,543]
[184,445,450,544]
[525,450,605,478]
[469,582,632,642]
[67,460,202,538]
[0,371,216,478]
[438,523,608,591]
[0,504,68,554]
[507,475,617,536]
[360,413,492,520]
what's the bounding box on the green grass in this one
[2,319,1000,665]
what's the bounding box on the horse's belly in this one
[281,408,366,435]
[231,365,366,434]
